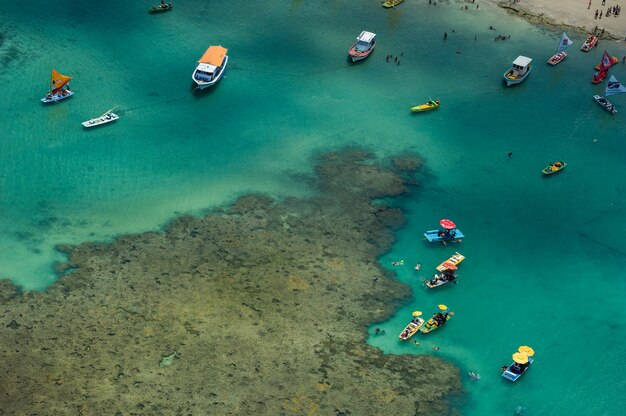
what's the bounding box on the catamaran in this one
[593,75,626,115]
[82,106,119,128]
[547,33,573,66]
[41,69,74,103]
[192,45,228,90]
[503,56,532,86]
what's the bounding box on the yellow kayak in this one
[410,99,440,112]
[383,0,404,8]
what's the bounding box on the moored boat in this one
[547,33,572,66]
[399,311,425,340]
[410,98,440,113]
[424,269,457,289]
[502,346,535,382]
[593,95,617,114]
[594,52,619,71]
[192,45,228,90]
[419,305,453,334]
[592,69,608,84]
[541,161,567,175]
[424,218,464,243]
[580,35,598,52]
[436,252,465,272]
[41,69,74,103]
[81,106,119,128]
[348,31,376,62]
[595,75,626,114]
[150,1,172,12]
[503,56,532,86]
[383,0,404,8]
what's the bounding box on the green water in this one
[1,1,625,414]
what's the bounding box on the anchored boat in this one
[547,33,573,66]
[580,35,598,52]
[192,45,228,90]
[419,305,453,334]
[399,311,424,340]
[383,0,404,8]
[348,31,376,62]
[593,75,626,114]
[410,98,440,113]
[41,69,74,103]
[503,56,532,86]
[82,106,119,128]
[502,346,535,382]
[424,218,464,243]
[541,161,567,175]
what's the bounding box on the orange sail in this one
[50,69,72,93]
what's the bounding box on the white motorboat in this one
[192,45,228,90]
[82,107,119,128]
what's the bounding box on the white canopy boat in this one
[503,56,532,86]
[82,106,119,128]
[192,45,228,90]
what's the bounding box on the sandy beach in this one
[485,0,626,39]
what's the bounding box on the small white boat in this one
[192,45,228,90]
[348,31,376,62]
[503,56,532,86]
[547,33,573,66]
[82,106,119,128]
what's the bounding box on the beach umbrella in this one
[518,346,535,356]
[442,262,458,270]
[412,311,422,317]
[512,352,529,364]
[438,304,448,311]
[440,219,456,229]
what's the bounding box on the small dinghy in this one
[82,106,119,128]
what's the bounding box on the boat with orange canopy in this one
[192,45,228,90]
[41,69,74,103]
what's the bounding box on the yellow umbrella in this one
[438,304,448,311]
[412,311,423,317]
[518,346,535,356]
[512,352,529,364]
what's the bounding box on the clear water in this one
[2,1,625,414]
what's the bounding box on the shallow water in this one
[2,1,626,414]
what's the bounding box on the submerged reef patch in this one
[0,148,461,415]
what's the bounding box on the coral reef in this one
[0,149,460,415]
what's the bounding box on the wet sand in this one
[490,0,626,39]
[0,149,461,415]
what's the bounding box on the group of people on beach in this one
[593,4,621,19]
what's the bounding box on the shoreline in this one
[0,149,462,415]
[486,0,626,40]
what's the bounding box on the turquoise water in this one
[2,1,625,414]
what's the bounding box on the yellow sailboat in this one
[41,69,74,103]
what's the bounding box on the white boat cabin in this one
[355,31,376,51]
[510,55,532,76]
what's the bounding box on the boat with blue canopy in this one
[424,218,464,243]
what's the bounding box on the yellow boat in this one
[436,252,465,272]
[383,0,404,8]
[410,98,440,113]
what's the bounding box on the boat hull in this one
[503,66,531,86]
[581,36,597,52]
[593,95,617,114]
[410,101,440,112]
[541,161,567,175]
[398,317,424,340]
[419,314,452,334]
[348,44,375,62]
[547,51,567,66]
[502,357,534,382]
[383,0,404,7]
[193,56,228,90]
[423,229,464,242]
[82,113,119,128]
[592,70,608,84]
[41,90,74,103]
[150,4,172,12]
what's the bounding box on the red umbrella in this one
[442,262,458,270]
[440,219,456,229]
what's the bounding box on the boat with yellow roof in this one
[192,45,228,90]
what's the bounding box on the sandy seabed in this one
[0,149,461,415]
